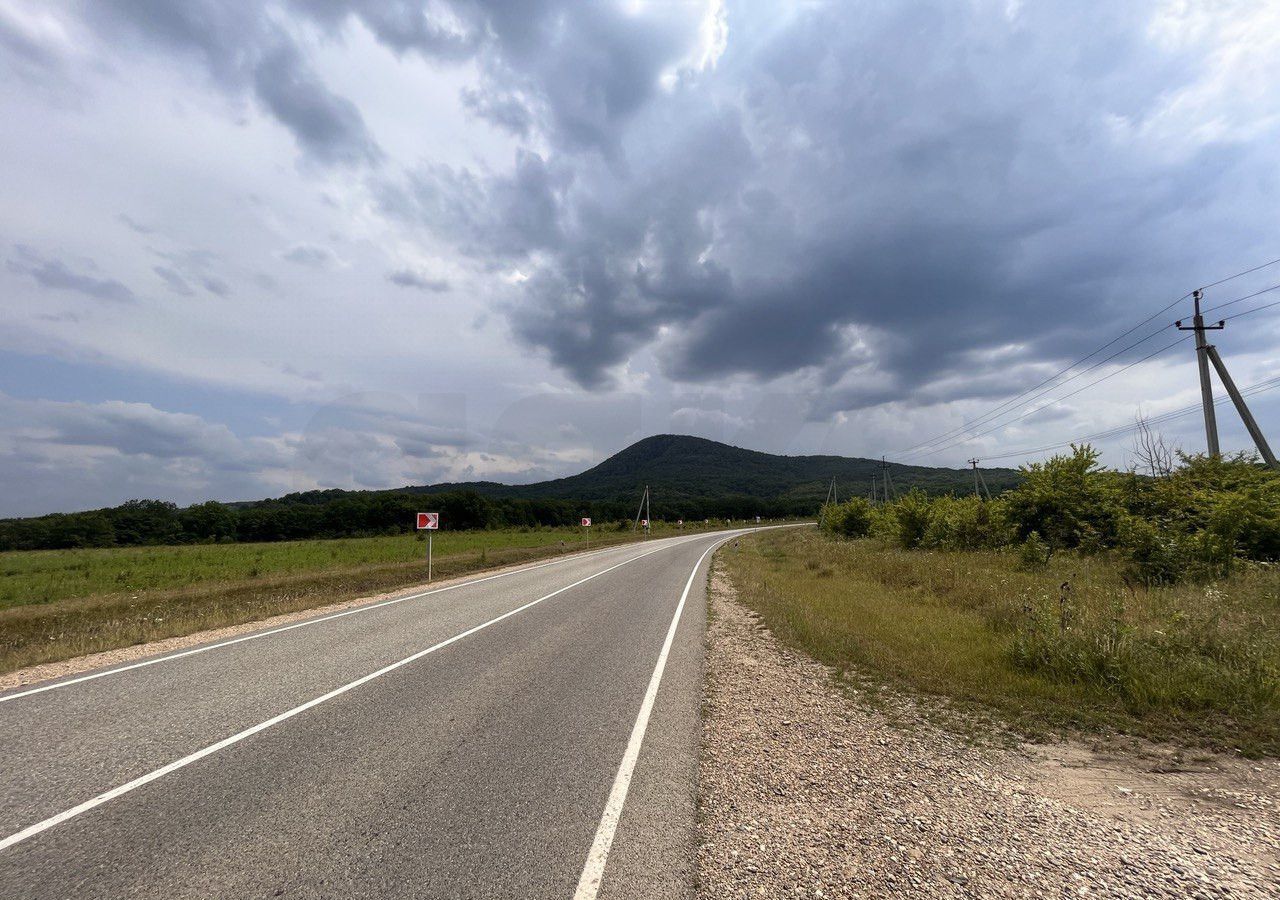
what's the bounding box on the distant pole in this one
[1177,290,1223,457]
[969,458,992,500]
[645,486,651,534]
[880,456,896,501]
[427,532,433,583]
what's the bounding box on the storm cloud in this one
[2,0,1279,514]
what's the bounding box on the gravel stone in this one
[696,566,1280,899]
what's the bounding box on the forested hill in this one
[0,434,1018,550]
[414,434,1018,505]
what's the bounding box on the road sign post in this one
[416,512,439,581]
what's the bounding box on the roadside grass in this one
[0,524,710,674]
[721,529,1280,756]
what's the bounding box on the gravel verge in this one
[697,562,1280,899]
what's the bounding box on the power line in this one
[978,374,1280,462]
[909,333,1192,459]
[1196,255,1280,292]
[900,323,1177,459]
[1200,282,1280,317]
[1222,296,1280,323]
[894,255,1280,456]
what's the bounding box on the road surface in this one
[0,528,777,899]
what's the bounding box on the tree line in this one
[0,489,806,552]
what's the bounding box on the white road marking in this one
[0,537,720,853]
[572,535,726,900]
[0,532,720,705]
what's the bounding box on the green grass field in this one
[0,523,715,674]
[721,528,1280,755]
[0,529,618,609]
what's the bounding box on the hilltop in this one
[0,435,1017,549]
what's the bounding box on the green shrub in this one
[1004,445,1124,551]
[922,495,1013,550]
[1018,531,1050,569]
[820,498,874,538]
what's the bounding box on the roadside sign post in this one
[581,517,591,545]
[416,512,440,582]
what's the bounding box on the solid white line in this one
[572,535,727,900]
[0,537,707,853]
[0,532,716,705]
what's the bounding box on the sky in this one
[2,0,1279,516]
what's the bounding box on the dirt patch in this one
[697,562,1280,898]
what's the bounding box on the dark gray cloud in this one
[81,0,382,166]
[252,42,382,166]
[8,246,135,303]
[376,0,1278,412]
[387,269,449,292]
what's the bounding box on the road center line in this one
[0,532,720,705]
[572,535,728,900]
[0,536,725,854]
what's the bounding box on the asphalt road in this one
[0,527,779,899]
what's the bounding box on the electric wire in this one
[909,333,1193,459]
[893,256,1280,456]
[976,374,1280,462]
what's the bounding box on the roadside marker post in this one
[581,517,591,546]
[416,512,440,581]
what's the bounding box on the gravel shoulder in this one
[697,562,1280,899]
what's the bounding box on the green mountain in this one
[0,434,1019,550]
[412,434,1018,508]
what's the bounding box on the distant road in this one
[0,527,795,899]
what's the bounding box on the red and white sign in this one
[641,518,649,527]
[416,512,439,530]
[677,519,683,526]
[581,517,592,527]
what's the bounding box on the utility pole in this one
[879,456,896,501]
[869,477,877,504]
[1177,291,1278,469]
[968,458,992,500]
[1177,290,1222,457]
[633,485,652,533]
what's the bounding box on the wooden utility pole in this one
[1177,291,1278,469]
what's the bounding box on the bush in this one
[1003,445,1124,551]
[819,498,873,538]
[922,495,1013,550]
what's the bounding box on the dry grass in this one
[722,529,1280,755]
[0,526,684,673]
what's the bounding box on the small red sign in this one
[581,517,592,527]
[416,512,439,530]
[641,519,649,527]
